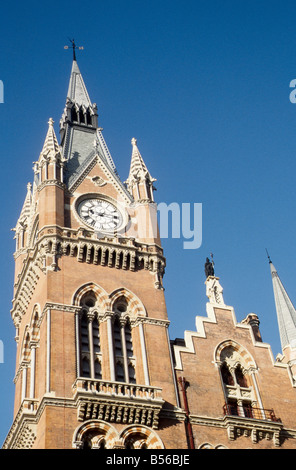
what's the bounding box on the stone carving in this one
[91,175,106,187]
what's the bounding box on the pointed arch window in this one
[235,364,248,388]
[79,107,85,124]
[220,360,253,418]
[113,316,136,383]
[86,109,92,125]
[217,344,263,419]
[221,363,234,386]
[112,298,136,384]
[75,287,150,386]
[71,106,78,122]
[80,311,91,377]
[78,292,102,379]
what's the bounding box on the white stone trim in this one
[139,322,150,386]
[46,309,51,393]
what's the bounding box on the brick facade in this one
[3,59,296,450]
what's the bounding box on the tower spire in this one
[66,58,92,107]
[268,254,296,351]
[59,56,98,182]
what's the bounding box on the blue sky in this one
[1,0,296,445]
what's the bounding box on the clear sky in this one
[1,0,296,446]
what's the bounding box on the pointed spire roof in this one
[268,255,296,350]
[127,138,154,182]
[18,182,32,223]
[39,118,61,161]
[67,59,92,107]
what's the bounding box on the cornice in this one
[37,180,66,192]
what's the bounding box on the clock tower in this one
[4,57,186,449]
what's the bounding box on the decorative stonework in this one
[11,224,165,327]
[73,378,164,430]
[91,175,106,187]
[37,180,66,192]
[13,423,37,449]
[77,400,161,429]
[11,253,43,328]
[189,413,284,447]
[205,276,225,305]
[72,420,165,449]
[224,415,282,447]
[39,226,165,278]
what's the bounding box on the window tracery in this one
[112,298,136,384]
[216,342,260,419]
[77,289,137,384]
[79,292,102,379]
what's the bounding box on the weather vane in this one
[64,38,84,61]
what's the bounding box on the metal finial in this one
[210,252,214,266]
[64,38,84,61]
[265,248,272,264]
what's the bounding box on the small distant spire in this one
[268,256,296,350]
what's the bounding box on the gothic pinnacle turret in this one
[34,118,64,184]
[125,138,156,201]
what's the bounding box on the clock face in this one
[77,198,124,232]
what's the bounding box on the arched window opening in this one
[71,106,78,122]
[235,365,248,388]
[113,317,123,358]
[124,433,150,449]
[221,363,234,386]
[98,439,106,449]
[112,311,136,384]
[125,321,133,358]
[80,312,89,354]
[81,430,106,449]
[218,343,260,420]
[78,291,102,380]
[80,308,91,378]
[93,317,101,354]
[86,109,92,125]
[81,292,96,308]
[114,296,128,314]
[79,108,85,124]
